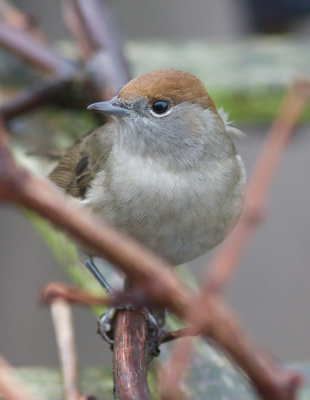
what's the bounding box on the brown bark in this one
[113,310,152,400]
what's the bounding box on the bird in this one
[49,68,245,280]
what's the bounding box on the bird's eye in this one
[151,100,169,115]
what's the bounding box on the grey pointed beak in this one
[87,99,131,116]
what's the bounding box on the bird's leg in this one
[83,258,118,344]
[84,258,165,349]
[84,258,115,295]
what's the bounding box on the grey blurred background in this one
[1,0,310,369]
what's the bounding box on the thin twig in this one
[0,78,72,120]
[74,0,130,84]
[0,20,78,76]
[159,327,199,344]
[0,354,34,400]
[43,282,110,306]
[159,337,193,400]
[62,0,130,100]
[60,0,94,61]
[51,299,80,400]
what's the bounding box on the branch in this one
[0,20,78,76]
[113,310,151,400]
[43,282,110,306]
[159,327,199,344]
[159,337,193,400]
[0,2,131,119]
[61,0,130,100]
[60,0,94,61]
[74,0,130,84]
[0,78,72,120]
[51,299,80,400]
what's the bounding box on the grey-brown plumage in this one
[49,69,246,266]
[49,122,116,198]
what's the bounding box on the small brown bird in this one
[50,69,245,268]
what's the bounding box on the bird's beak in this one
[87,99,131,117]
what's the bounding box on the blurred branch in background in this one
[43,282,110,307]
[50,299,80,400]
[0,0,130,122]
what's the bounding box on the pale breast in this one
[85,152,245,265]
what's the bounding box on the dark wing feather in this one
[49,121,116,199]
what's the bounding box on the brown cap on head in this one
[117,69,217,113]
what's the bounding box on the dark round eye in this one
[152,100,169,114]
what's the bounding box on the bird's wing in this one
[49,121,116,199]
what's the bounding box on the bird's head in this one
[88,69,233,168]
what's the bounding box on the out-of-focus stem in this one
[51,299,80,400]
[0,20,78,76]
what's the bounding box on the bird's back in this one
[49,121,116,198]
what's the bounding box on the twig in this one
[74,0,130,84]
[159,327,199,344]
[51,299,80,400]
[0,354,34,400]
[43,282,110,306]
[60,0,94,61]
[0,20,78,76]
[113,310,151,400]
[61,0,130,100]
[159,337,193,400]
[0,1,132,119]
[0,78,72,120]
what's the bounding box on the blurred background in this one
[1,0,310,370]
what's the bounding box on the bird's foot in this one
[98,305,163,355]
[83,257,164,354]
